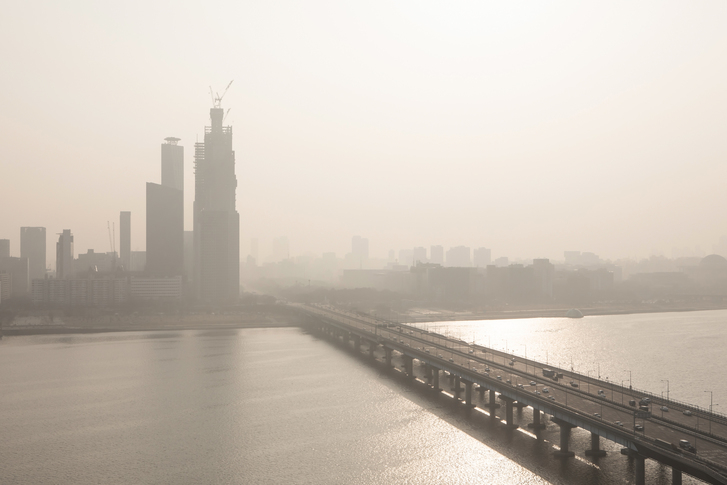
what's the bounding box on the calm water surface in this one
[1,309,723,484]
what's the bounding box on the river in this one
[1,309,724,484]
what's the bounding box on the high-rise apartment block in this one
[120,211,131,271]
[193,102,240,301]
[56,230,74,279]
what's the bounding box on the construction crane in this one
[209,80,233,108]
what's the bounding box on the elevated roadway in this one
[297,303,727,485]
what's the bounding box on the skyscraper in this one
[146,138,184,277]
[20,227,46,281]
[161,137,184,191]
[193,99,240,301]
[120,211,131,271]
[56,230,74,279]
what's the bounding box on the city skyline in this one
[2,2,727,264]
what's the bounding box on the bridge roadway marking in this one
[301,304,727,484]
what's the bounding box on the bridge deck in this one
[299,303,727,485]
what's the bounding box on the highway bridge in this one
[297,303,727,485]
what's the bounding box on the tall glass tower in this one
[193,101,240,301]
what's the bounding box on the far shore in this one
[3,303,727,337]
[402,304,727,323]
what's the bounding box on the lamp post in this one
[705,391,713,435]
[522,344,527,373]
[662,379,669,401]
[621,380,626,405]
[624,369,632,389]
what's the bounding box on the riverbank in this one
[1,307,301,337]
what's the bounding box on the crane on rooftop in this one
[209,80,233,109]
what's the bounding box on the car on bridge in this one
[634,424,644,431]
[679,440,697,453]
[683,410,693,416]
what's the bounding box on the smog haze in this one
[2,1,727,263]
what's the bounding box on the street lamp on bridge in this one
[624,369,632,389]
[662,379,669,401]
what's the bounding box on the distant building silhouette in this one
[56,230,74,279]
[413,247,427,264]
[193,102,240,301]
[0,257,29,299]
[146,182,183,276]
[446,246,471,267]
[0,239,9,259]
[161,137,183,191]
[473,247,491,267]
[430,245,444,265]
[119,212,131,271]
[352,236,369,267]
[273,236,290,262]
[146,138,184,278]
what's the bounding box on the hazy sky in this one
[2,1,727,265]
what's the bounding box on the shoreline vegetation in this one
[2,301,727,337]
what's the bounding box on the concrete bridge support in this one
[453,375,462,399]
[527,408,545,429]
[585,432,607,457]
[352,335,360,352]
[499,396,518,429]
[463,380,474,407]
[672,467,682,485]
[487,389,500,410]
[552,418,576,457]
[368,340,376,359]
[403,355,414,378]
[432,367,440,392]
[384,347,392,368]
[477,385,486,398]
[634,454,646,485]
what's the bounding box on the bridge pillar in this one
[527,408,545,429]
[463,380,474,407]
[499,396,518,429]
[368,340,376,359]
[552,418,576,457]
[403,355,414,378]
[384,347,392,368]
[432,367,441,392]
[672,467,682,485]
[634,455,646,485]
[424,365,432,381]
[453,375,462,399]
[352,335,360,352]
[585,432,607,457]
[477,385,486,397]
[487,389,500,409]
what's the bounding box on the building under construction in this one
[193,86,240,302]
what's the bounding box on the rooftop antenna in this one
[223,107,231,122]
